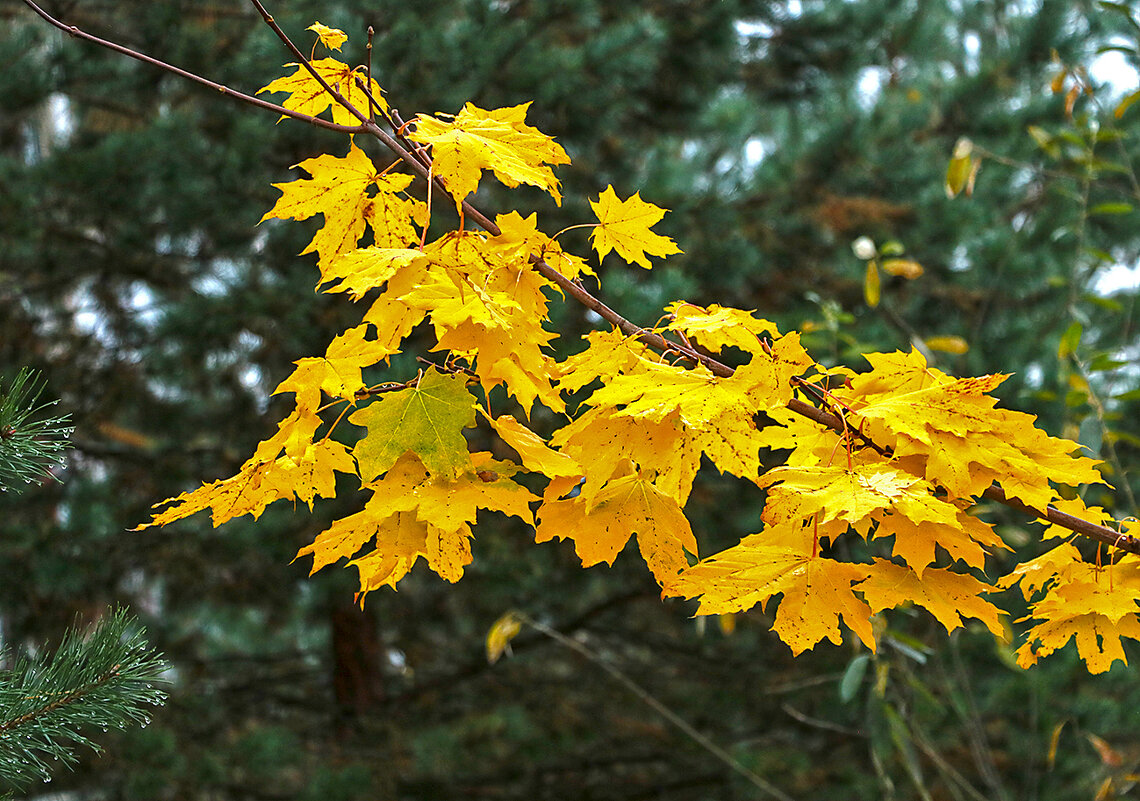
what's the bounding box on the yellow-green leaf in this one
[924,335,969,355]
[864,261,881,307]
[349,369,476,481]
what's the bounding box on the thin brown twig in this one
[519,614,798,801]
[19,0,365,134]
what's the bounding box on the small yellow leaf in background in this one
[864,261,881,307]
[1047,720,1066,769]
[924,335,969,354]
[307,22,348,51]
[1058,321,1082,359]
[945,136,975,198]
[1116,88,1140,119]
[881,258,924,279]
[589,185,682,269]
[486,611,523,664]
[718,613,737,636]
[1050,68,1068,94]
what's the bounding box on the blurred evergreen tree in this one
[1,0,1139,798]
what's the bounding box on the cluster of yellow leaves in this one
[140,24,1138,672]
[1000,539,1140,673]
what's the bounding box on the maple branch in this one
[18,0,366,135]
[24,0,1135,560]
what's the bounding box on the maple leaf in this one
[665,523,875,654]
[551,406,700,505]
[535,461,698,584]
[1000,545,1140,672]
[584,360,770,481]
[665,301,780,356]
[260,143,422,267]
[858,560,1005,637]
[759,406,845,468]
[390,232,564,414]
[319,247,430,300]
[306,22,347,51]
[257,57,385,125]
[349,369,476,481]
[273,324,393,410]
[408,102,570,208]
[870,507,1006,577]
[556,328,659,395]
[996,542,1086,597]
[491,210,593,279]
[758,463,923,527]
[589,185,682,269]
[732,331,815,412]
[296,452,535,597]
[841,348,1104,511]
[487,413,581,480]
[138,430,356,529]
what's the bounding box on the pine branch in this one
[0,608,168,790]
[0,368,72,491]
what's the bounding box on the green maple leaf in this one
[349,369,476,481]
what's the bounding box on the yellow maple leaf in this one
[733,331,815,412]
[318,247,430,300]
[296,452,535,597]
[664,301,780,356]
[260,143,421,267]
[390,231,563,413]
[491,210,593,279]
[306,22,347,51]
[997,542,1086,596]
[759,406,845,468]
[588,185,682,269]
[138,426,356,529]
[273,324,393,410]
[487,413,581,480]
[842,348,1104,511]
[257,57,385,124]
[551,406,700,505]
[758,463,923,527]
[408,102,570,208]
[999,546,1140,673]
[665,523,875,654]
[535,461,698,584]
[858,560,1005,637]
[870,507,1006,577]
[556,328,658,394]
[584,360,771,481]
[349,369,476,481]
[1016,613,1140,674]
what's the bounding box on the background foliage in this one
[2,0,1140,798]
